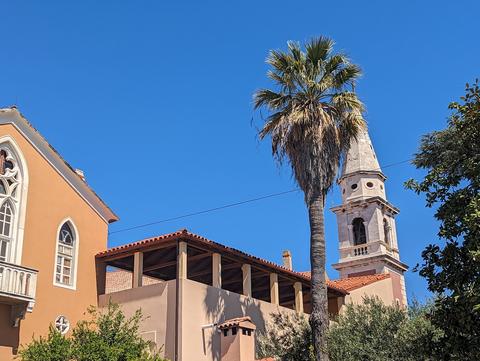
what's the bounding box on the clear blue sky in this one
[1,1,478,302]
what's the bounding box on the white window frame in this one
[0,201,14,262]
[0,136,29,265]
[53,218,79,290]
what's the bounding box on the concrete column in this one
[347,225,353,246]
[132,252,143,288]
[95,261,107,295]
[242,264,252,297]
[270,273,279,305]
[212,253,222,288]
[294,282,303,313]
[363,220,369,244]
[178,241,188,280]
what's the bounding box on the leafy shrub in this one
[257,297,442,361]
[18,302,168,361]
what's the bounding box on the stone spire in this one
[341,127,383,178]
[338,128,387,203]
[331,125,408,307]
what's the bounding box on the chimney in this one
[282,250,293,270]
[75,169,86,182]
[219,317,256,361]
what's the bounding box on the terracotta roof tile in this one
[328,274,391,291]
[218,316,255,329]
[97,229,348,295]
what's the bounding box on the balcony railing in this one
[340,241,399,261]
[353,245,368,256]
[0,261,38,311]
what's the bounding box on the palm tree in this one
[254,37,365,361]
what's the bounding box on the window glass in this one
[55,222,76,287]
[0,202,13,237]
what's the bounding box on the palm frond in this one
[267,50,293,74]
[324,54,348,75]
[255,36,364,200]
[332,64,362,90]
[331,92,364,113]
[254,89,291,110]
[306,36,334,64]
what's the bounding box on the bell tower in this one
[331,127,408,306]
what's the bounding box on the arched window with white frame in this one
[0,201,14,262]
[54,220,78,288]
[0,139,28,265]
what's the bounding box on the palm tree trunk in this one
[309,193,329,361]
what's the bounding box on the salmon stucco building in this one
[0,107,408,361]
[0,107,118,360]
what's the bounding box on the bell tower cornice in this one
[331,196,400,216]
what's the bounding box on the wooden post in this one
[132,252,143,288]
[242,264,252,297]
[178,241,188,280]
[294,282,304,313]
[95,260,107,295]
[212,253,222,288]
[270,273,279,305]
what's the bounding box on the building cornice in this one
[331,196,399,215]
[339,170,387,182]
[332,253,409,273]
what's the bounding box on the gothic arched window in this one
[54,221,78,287]
[0,142,26,264]
[383,218,390,246]
[352,218,367,245]
[0,201,13,262]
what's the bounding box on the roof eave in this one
[0,107,119,223]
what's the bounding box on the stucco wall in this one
[0,124,109,360]
[99,280,177,360]
[344,278,395,307]
[179,278,302,361]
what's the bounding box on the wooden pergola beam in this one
[144,252,211,272]
[189,261,240,278]
[99,241,177,262]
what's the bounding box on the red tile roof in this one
[97,229,348,295]
[298,272,390,292]
[328,274,391,291]
[218,316,255,330]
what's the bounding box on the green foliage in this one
[257,297,442,361]
[253,36,365,202]
[327,298,441,361]
[18,302,167,361]
[257,312,313,361]
[405,80,480,359]
[18,326,72,361]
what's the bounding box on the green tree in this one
[18,302,167,361]
[254,37,364,361]
[405,80,480,359]
[257,297,442,361]
[18,326,73,361]
[327,298,441,361]
[257,312,313,361]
